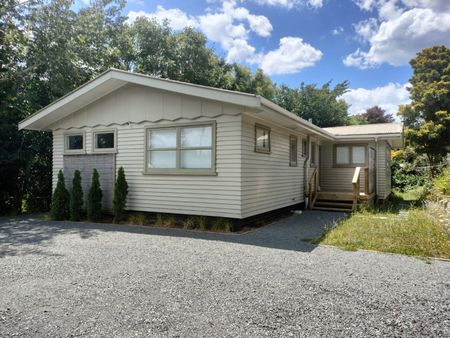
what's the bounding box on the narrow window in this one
[94,131,115,151]
[255,124,270,153]
[311,142,316,165]
[302,139,307,157]
[289,135,298,167]
[336,146,350,165]
[146,123,214,174]
[65,133,84,152]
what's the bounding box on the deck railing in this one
[352,166,369,210]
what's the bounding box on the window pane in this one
[256,127,269,150]
[290,136,297,165]
[67,135,83,150]
[96,132,114,149]
[181,150,211,169]
[148,150,176,168]
[311,143,316,163]
[336,146,349,164]
[352,146,365,164]
[149,128,176,149]
[181,126,212,147]
[302,140,307,156]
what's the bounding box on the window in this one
[93,130,116,152]
[333,144,366,167]
[146,123,215,174]
[289,135,297,167]
[311,142,316,165]
[65,133,84,153]
[302,139,307,157]
[255,124,270,153]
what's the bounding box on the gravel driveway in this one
[1,211,449,337]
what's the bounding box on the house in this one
[19,69,403,218]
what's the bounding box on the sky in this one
[80,0,450,116]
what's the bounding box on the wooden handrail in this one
[308,167,318,209]
[352,166,370,211]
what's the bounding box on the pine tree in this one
[87,169,102,222]
[69,170,83,221]
[50,170,69,220]
[113,167,128,223]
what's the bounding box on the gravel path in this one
[0,211,449,337]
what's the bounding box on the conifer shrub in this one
[113,167,128,223]
[50,170,70,220]
[87,168,102,222]
[69,170,83,221]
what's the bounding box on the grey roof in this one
[324,123,403,136]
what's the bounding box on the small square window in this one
[289,135,297,167]
[352,146,365,164]
[255,124,270,153]
[95,132,115,149]
[65,133,84,152]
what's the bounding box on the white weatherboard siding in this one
[51,84,244,218]
[377,140,391,199]
[241,114,305,218]
[319,142,369,193]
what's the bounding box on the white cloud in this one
[252,37,323,74]
[127,7,198,29]
[331,26,344,35]
[347,1,450,68]
[341,82,410,116]
[253,0,323,9]
[226,39,256,62]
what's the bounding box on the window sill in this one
[92,149,117,154]
[255,149,271,154]
[144,169,217,176]
[64,150,86,155]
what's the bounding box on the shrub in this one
[183,216,196,230]
[196,215,208,231]
[165,214,176,227]
[211,217,233,232]
[128,213,148,225]
[69,170,83,221]
[155,213,164,226]
[50,170,70,220]
[87,169,102,222]
[113,167,128,223]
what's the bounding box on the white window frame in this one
[289,135,298,167]
[144,122,216,175]
[64,131,85,155]
[255,124,271,154]
[93,129,117,153]
[333,144,367,168]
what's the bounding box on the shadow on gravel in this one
[0,211,345,257]
[0,216,95,258]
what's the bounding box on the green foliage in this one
[87,169,102,222]
[155,213,164,226]
[69,170,83,221]
[113,167,128,223]
[399,46,450,166]
[211,217,233,232]
[50,170,70,220]
[128,213,148,225]
[195,216,208,231]
[273,81,350,127]
[183,217,196,230]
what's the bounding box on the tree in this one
[361,106,395,124]
[69,170,83,221]
[273,81,350,127]
[87,169,102,222]
[399,46,450,167]
[113,167,128,223]
[50,170,69,220]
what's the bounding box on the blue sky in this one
[80,0,450,116]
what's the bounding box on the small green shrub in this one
[69,170,83,221]
[128,213,147,225]
[183,216,196,230]
[433,168,450,196]
[211,217,233,232]
[196,216,208,231]
[113,167,128,223]
[165,214,176,227]
[50,170,70,220]
[87,169,102,222]
[155,213,164,226]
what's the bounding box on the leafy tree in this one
[113,167,128,223]
[69,170,83,221]
[87,169,102,222]
[361,106,395,124]
[50,170,69,220]
[273,81,350,127]
[347,114,369,125]
[399,46,450,167]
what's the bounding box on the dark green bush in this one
[113,167,128,223]
[50,170,70,220]
[391,162,426,192]
[87,169,102,222]
[69,170,83,221]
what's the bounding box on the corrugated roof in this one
[324,123,403,136]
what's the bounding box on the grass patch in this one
[315,206,450,259]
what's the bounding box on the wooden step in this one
[314,201,353,208]
[312,206,352,212]
[316,191,354,200]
